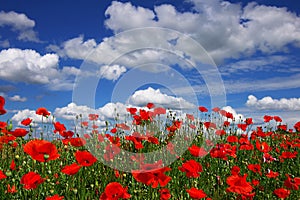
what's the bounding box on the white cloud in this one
[246,95,300,111]
[53,102,125,126]
[54,102,96,121]
[0,48,58,84]
[98,102,128,120]
[98,65,127,81]
[0,48,80,91]
[61,35,97,58]
[221,106,245,123]
[102,0,300,62]
[0,11,40,42]
[11,109,51,125]
[128,87,196,109]
[104,1,156,32]
[9,95,27,102]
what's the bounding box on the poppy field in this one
[0,95,299,200]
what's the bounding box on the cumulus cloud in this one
[11,109,51,125]
[98,65,127,81]
[0,11,40,42]
[128,87,196,109]
[221,106,245,123]
[246,95,300,111]
[54,102,96,121]
[53,102,126,126]
[0,48,80,91]
[98,102,128,120]
[9,95,27,102]
[102,0,300,62]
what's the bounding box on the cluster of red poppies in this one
[0,95,299,199]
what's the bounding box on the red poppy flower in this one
[0,170,7,180]
[294,121,300,132]
[227,135,238,143]
[252,179,260,186]
[166,120,182,132]
[146,102,155,109]
[116,123,130,130]
[223,121,230,127]
[247,164,261,175]
[132,160,171,188]
[277,124,287,131]
[204,122,216,129]
[210,144,237,160]
[273,116,282,122]
[178,159,202,178]
[104,144,121,161]
[127,107,137,115]
[215,129,226,136]
[75,150,97,167]
[225,112,233,119]
[198,106,208,112]
[154,107,166,115]
[239,137,254,151]
[140,109,152,121]
[62,137,86,147]
[61,163,81,175]
[256,140,271,153]
[284,174,300,190]
[110,127,117,134]
[36,107,50,117]
[245,118,253,125]
[45,194,64,200]
[53,121,66,134]
[264,115,273,123]
[237,124,247,131]
[279,151,298,162]
[10,128,28,137]
[231,166,240,175]
[60,130,74,138]
[100,182,131,200]
[226,174,254,195]
[0,96,7,115]
[266,170,279,178]
[186,114,195,120]
[81,121,88,127]
[10,159,16,171]
[88,114,99,121]
[20,171,44,190]
[21,118,32,126]
[159,188,171,200]
[188,145,207,157]
[23,139,60,162]
[186,187,207,199]
[0,121,7,129]
[6,184,17,193]
[273,188,290,199]
[212,107,220,112]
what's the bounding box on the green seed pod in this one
[7,120,13,131]
[5,171,12,177]
[44,154,50,160]
[73,188,78,194]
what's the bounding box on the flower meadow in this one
[0,96,299,200]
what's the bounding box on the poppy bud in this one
[44,154,50,160]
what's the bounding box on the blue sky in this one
[0,0,300,129]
